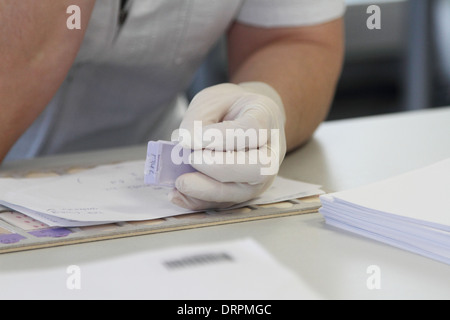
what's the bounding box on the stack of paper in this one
[319,158,450,265]
[0,161,324,227]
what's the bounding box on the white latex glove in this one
[169,82,287,210]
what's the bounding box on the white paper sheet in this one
[320,158,450,265]
[0,238,322,300]
[321,158,450,229]
[0,161,323,227]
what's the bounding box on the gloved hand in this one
[169,82,287,210]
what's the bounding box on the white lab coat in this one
[6,0,345,161]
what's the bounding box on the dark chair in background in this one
[404,0,432,111]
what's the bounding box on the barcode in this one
[163,252,234,270]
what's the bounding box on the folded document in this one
[320,158,450,265]
[0,160,324,227]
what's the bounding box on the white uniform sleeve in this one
[236,0,346,28]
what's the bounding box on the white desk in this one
[1,107,449,300]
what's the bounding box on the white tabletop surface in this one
[1,106,449,300]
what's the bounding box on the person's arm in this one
[0,0,95,163]
[227,18,344,151]
[171,16,344,210]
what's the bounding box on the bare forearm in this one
[0,0,95,162]
[228,19,344,151]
